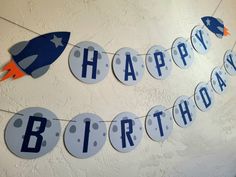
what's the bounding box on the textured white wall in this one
[0,0,236,176]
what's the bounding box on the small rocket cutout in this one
[202,16,230,38]
[1,31,70,81]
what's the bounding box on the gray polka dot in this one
[77,139,80,142]
[97,70,100,75]
[132,56,137,62]
[69,125,76,133]
[98,53,102,59]
[139,127,142,130]
[93,141,97,147]
[92,123,99,130]
[125,52,130,56]
[148,57,153,63]
[196,95,200,100]
[34,113,43,117]
[74,50,80,58]
[148,119,152,125]
[173,50,178,55]
[132,120,135,126]
[133,135,137,141]
[165,66,168,70]
[103,132,106,136]
[13,119,23,128]
[55,132,59,137]
[112,125,118,132]
[46,120,51,128]
[166,125,169,130]
[116,58,121,65]
[22,135,24,139]
[175,108,179,114]
[88,46,94,51]
[136,71,139,76]
[141,64,144,68]
[42,140,46,147]
[84,118,91,123]
[106,64,109,67]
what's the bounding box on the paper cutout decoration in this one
[194,82,215,112]
[109,112,143,152]
[211,67,228,94]
[4,107,61,159]
[173,96,196,128]
[69,41,109,84]
[191,25,211,54]
[224,50,236,75]
[112,48,145,86]
[1,32,70,81]
[201,16,230,38]
[171,37,194,69]
[145,105,173,142]
[145,45,172,80]
[64,113,107,159]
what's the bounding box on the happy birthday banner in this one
[1,0,236,159]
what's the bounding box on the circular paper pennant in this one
[224,50,236,75]
[173,96,196,128]
[171,37,194,69]
[69,41,110,84]
[191,25,211,54]
[194,82,215,112]
[145,45,172,80]
[211,67,228,94]
[64,113,107,159]
[5,107,61,159]
[145,105,173,142]
[112,48,145,86]
[109,112,143,153]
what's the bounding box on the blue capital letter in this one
[82,48,98,79]
[154,52,165,76]
[179,101,192,125]
[199,87,211,108]
[121,119,134,148]
[83,120,91,153]
[124,54,136,81]
[226,54,236,71]
[195,30,207,50]
[215,72,226,91]
[21,116,47,153]
[153,111,164,137]
[177,43,188,66]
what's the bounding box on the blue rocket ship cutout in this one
[201,16,230,38]
[1,31,70,81]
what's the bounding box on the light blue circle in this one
[112,48,144,86]
[173,96,196,128]
[171,37,194,69]
[146,45,172,80]
[64,113,107,159]
[145,105,173,142]
[109,112,143,153]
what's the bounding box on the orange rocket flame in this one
[1,59,25,81]
[224,27,230,36]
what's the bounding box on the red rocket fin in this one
[1,59,26,81]
[224,27,230,36]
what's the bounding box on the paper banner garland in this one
[173,96,196,128]
[145,45,172,80]
[64,113,107,159]
[1,32,70,81]
[112,48,145,86]
[224,50,236,75]
[171,37,194,69]
[4,107,61,159]
[194,82,215,112]
[109,112,143,152]
[69,41,110,84]
[145,105,173,142]
[191,25,211,54]
[211,67,228,94]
